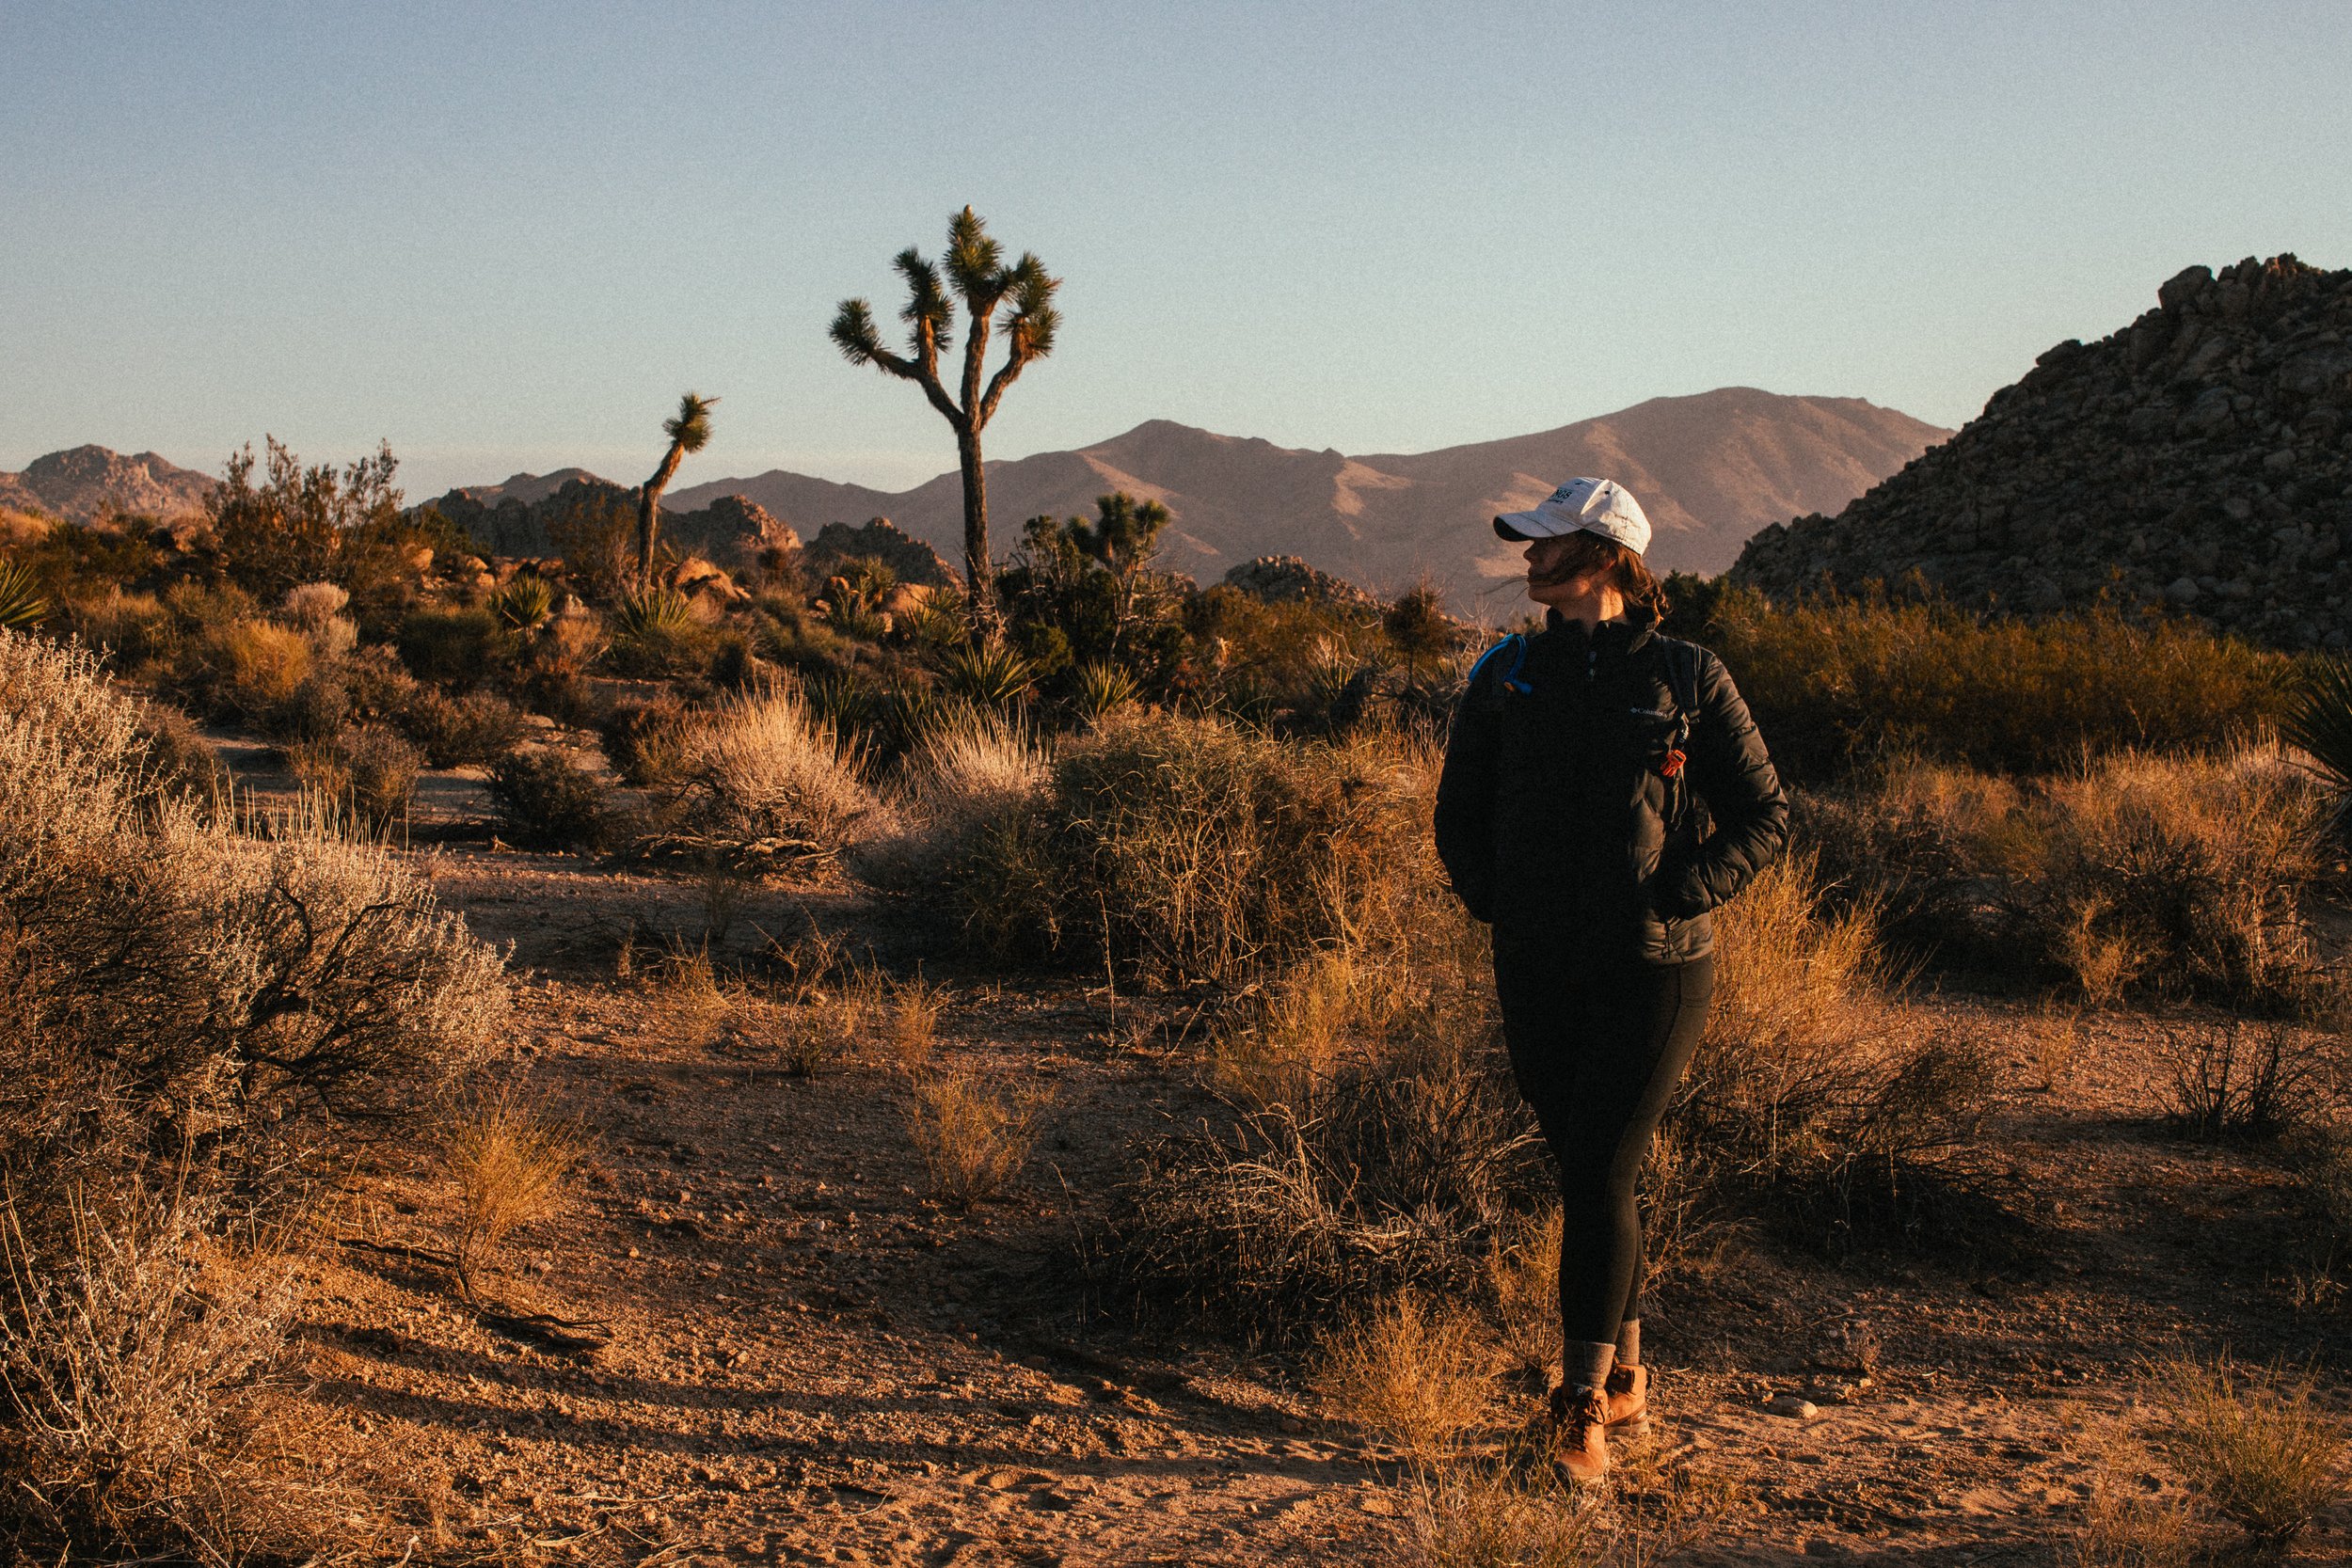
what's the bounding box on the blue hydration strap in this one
[1468,634,1533,694]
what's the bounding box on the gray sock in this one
[1565,1338,1616,1392]
[1616,1319,1641,1369]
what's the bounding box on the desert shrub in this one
[0,1188,351,1564]
[599,691,699,786]
[1666,851,2004,1258]
[2157,1022,2344,1141]
[0,628,504,1554]
[907,1070,1044,1208]
[1487,1208,1565,1382]
[486,748,608,851]
[269,667,350,744]
[277,579,349,629]
[0,632,505,1184]
[937,712,1430,986]
[657,686,878,873]
[1813,749,2334,1015]
[287,724,421,832]
[126,697,226,806]
[610,587,714,677]
[2020,751,2330,1013]
[446,1086,582,1297]
[396,606,509,686]
[2155,1357,2344,1550]
[396,685,525,768]
[1311,1292,1494,1459]
[1069,659,1139,722]
[1706,588,2294,783]
[2280,653,2352,835]
[70,589,174,671]
[936,640,1037,707]
[803,668,951,769]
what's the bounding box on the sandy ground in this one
[219,739,2352,1566]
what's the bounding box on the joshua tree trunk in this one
[637,445,686,594]
[955,424,996,633]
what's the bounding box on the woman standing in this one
[1435,478,1788,1481]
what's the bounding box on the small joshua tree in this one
[637,391,718,592]
[830,207,1061,637]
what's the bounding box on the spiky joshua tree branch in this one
[638,391,718,593]
[831,207,1061,635]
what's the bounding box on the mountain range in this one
[663,388,1947,606]
[0,446,215,521]
[7,388,1948,600]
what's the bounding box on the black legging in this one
[1493,936,1715,1346]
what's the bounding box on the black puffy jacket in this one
[1434,608,1788,965]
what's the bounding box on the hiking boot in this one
[1547,1383,1610,1483]
[1604,1362,1649,1434]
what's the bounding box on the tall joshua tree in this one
[637,391,718,592]
[830,207,1061,635]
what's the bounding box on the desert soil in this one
[230,741,2352,1567]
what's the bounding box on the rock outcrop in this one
[1733,255,2352,648]
[802,518,958,589]
[424,479,800,576]
[1218,555,1378,609]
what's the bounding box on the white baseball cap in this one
[1494,477,1652,555]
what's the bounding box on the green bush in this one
[486,749,608,851]
[396,607,511,687]
[1702,588,2295,782]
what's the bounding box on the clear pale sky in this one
[6,2,2349,499]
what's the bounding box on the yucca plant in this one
[938,641,1036,708]
[0,561,50,630]
[1072,660,1138,721]
[614,585,695,640]
[2281,656,2352,832]
[489,574,554,632]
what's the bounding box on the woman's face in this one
[1523,535,1600,608]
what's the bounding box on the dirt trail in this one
[243,758,2351,1565]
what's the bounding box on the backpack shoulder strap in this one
[1466,633,1532,697]
[1661,636,1702,720]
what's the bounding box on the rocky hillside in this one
[1733,255,2352,649]
[667,389,1947,610]
[0,445,214,521]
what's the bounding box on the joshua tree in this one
[637,391,717,592]
[830,207,1061,636]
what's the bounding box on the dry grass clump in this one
[1311,1292,1495,1460]
[1813,748,2334,1016]
[880,973,949,1076]
[446,1087,583,1297]
[924,711,1432,986]
[1708,588,2292,783]
[2153,1357,2344,1550]
[1670,850,2001,1257]
[663,684,880,873]
[854,709,1048,893]
[1487,1208,1564,1382]
[907,1070,1046,1208]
